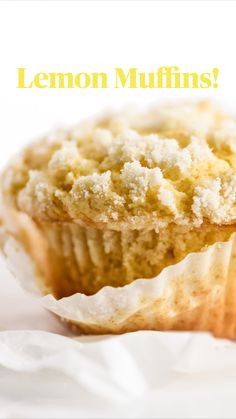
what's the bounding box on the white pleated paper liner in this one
[3,230,236,337]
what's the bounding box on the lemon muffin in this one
[2,100,236,336]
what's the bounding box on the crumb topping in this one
[3,101,236,229]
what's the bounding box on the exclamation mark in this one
[213,68,219,88]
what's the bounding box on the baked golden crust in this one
[35,222,236,297]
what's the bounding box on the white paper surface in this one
[1,330,236,419]
[1,257,236,418]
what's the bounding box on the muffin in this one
[2,100,236,336]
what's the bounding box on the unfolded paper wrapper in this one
[2,217,236,338]
[1,329,236,418]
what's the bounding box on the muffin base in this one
[2,207,236,339]
[26,219,236,297]
[40,230,236,339]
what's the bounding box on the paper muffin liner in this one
[2,207,236,338]
[36,221,130,297]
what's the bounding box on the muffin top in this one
[3,101,236,230]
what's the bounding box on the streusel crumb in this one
[3,101,236,230]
